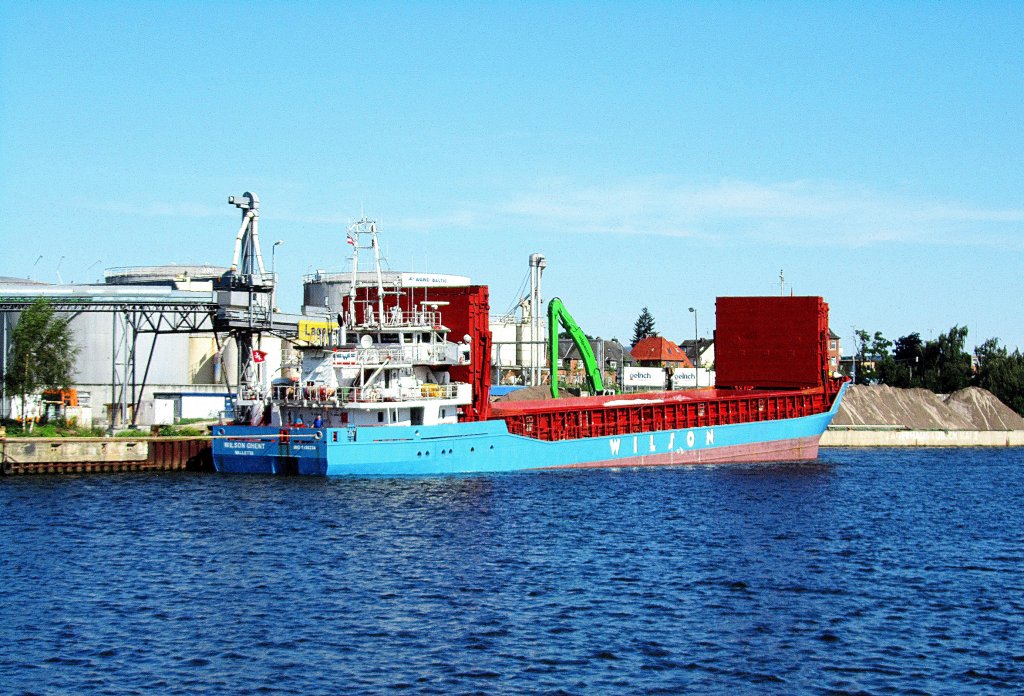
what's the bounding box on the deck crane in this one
[215,192,276,422]
[547,297,605,399]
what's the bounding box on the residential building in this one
[557,337,632,389]
[631,336,693,369]
[678,338,715,370]
[828,330,841,376]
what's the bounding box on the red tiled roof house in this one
[630,336,694,369]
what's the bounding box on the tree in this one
[919,325,972,394]
[851,329,869,383]
[974,338,1024,416]
[875,354,902,386]
[4,299,79,428]
[852,329,893,384]
[887,333,924,387]
[894,333,923,366]
[631,306,658,346]
[870,332,893,360]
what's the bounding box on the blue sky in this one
[2,2,1022,351]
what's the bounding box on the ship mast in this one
[346,217,389,327]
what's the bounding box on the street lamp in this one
[689,307,698,388]
[271,240,284,312]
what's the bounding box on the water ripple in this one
[2,449,1023,693]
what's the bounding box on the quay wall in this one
[821,428,1024,447]
[1,437,212,475]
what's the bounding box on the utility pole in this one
[689,306,698,388]
[529,253,546,386]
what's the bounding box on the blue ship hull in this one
[212,385,847,476]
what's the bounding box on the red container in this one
[715,296,830,389]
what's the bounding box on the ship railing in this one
[349,383,463,403]
[343,308,443,329]
[277,382,467,405]
[332,344,461,366]
[390,344,461,364]
[384,309,441,327]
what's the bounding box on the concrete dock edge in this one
[822,429,1024,447]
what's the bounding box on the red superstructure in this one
[343,284,493,421]
[421,285,492,421]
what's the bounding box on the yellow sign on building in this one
[297,320,333,346]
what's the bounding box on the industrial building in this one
[0,266,288,427]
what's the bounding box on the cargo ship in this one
[212,222,847,476]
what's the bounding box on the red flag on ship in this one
[346,234,355,246]
[252,350,267,363]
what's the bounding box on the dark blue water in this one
[3,449,1023,694]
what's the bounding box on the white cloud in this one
[79,179,1024,249]
[463,179,1024,248]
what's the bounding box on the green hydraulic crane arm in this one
[548,297,605,399]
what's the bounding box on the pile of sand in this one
[944,387,1024,430]
[832,384,1024,431]
[493,384,573,402]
